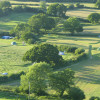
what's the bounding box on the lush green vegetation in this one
[0,0,100,100]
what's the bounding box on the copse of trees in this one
[47,3,67,17]
[63,17,83,35]
[88,13,100,23]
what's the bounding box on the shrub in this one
[75,48,85,55]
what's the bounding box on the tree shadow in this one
[71,53,100,84]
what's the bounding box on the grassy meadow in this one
[0,1,100,100]
[0,12,34,32]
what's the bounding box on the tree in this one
[95,0,100,8]
[47,3,67,17]
[28,13,55,33]
[20,62,52,95]
[88,13,100,24]
[63,17,83,35]
[0,1,11,9]
[22,43,63,67]
[48,69,75,97]
[68,87,85,100]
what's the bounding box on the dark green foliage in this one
[23,43,63,67]
[89,96,100,100]
[0,1,11,9]
[48,69,75,97]
[88,13,100,23]
[63,17,83,35]
[47,3,67,17]
[0,71,25,84]
[68,87,85,100]
[75,48,85,55]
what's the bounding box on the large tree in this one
[48,69,75,97]
[20,62,52,95]
[47,3,67,17]
[63,17,83,35]
[28,13,55,33]
[23,43,63,67]
[88,13,100,24]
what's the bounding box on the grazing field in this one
[1,35,100,99]
[0,39,32,73]
[0,12,34,32]
[67,8,100,19]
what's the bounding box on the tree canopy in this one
[48,68,75,97]
[20,62,52,95]
[28,13,55,33]
[63,17,83,35]
[23,43,63,67]
[95,0,100,8]
[47,3,67,17]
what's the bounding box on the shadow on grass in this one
[71,53,100,84]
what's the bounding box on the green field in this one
[0,12,34,32]
[0,34,100,100]
[0,1,100,100]
[67,8,100,19]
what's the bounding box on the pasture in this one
[0,34,100,100]
[0,12,34,32]
[0,1,100,99]
[67,8,100,19]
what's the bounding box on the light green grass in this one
[66,8,100,19]
[0,39,33,73]
[0,12,34,32]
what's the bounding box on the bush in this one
[75,48,85,55]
